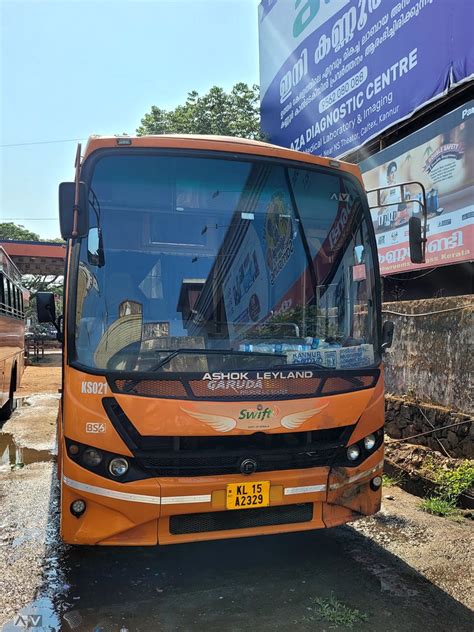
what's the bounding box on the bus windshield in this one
[73,153,379,374]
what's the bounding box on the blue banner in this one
[258,0,474,158]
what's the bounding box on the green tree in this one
[0,222,40,241]
[137,83,264,140]
[0,222,64,243]
[24,275,64,330]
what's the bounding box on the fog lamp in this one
[109,457,129,477]
[82,448,102,467]
[70,499,86,517]
[68,444,80,457]
[370,475,382,491]
[346,445,360,461]
[364,434,376,451]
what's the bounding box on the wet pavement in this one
[1,365,473,631]
[2,492,473,632]
[0,431,54,472]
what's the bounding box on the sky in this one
[1,0,261,239]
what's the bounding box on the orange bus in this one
[37,135,425,545]
[0,246,25,421]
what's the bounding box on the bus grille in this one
[103,398,353,477]
[109,370,379,401]
[169,503,313,535]
[137,446,339,476]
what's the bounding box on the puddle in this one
[0,432,54,471]
[2,597,61,631]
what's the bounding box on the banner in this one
[258,0,474,158]
[360,101,474,275]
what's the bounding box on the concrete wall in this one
[382,295,473,414]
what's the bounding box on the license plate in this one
[226,481,270,510]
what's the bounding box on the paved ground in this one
[1,359,473,631]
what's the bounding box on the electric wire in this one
[2,218,57,221]
[388,418,473,443]
[382,304,472,317]
[388,268,437,281]
[0,138,85,148]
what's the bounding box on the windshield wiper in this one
[120,349,287,393]
[148,348,286,373]
[118,350,326,394]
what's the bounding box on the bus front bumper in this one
[61,448,383,545]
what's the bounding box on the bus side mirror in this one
[381,320,394,351]
[408,216,425,263]
[37,292,56,324]
[59,182,88,240]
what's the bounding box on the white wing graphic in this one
[182,409,237,432]
[280,405,328,430]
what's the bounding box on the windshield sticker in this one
[222,225,269,342]
[287,345,374,369]
[182,404,328,432]
[264,191,294,284]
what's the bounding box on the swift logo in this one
[85,423,106,433]
[14,614,43,628]
[238,407,273,421]
[182,404,327,432]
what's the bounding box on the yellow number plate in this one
[226,481,270,510]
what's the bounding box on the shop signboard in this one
[259,0,474,157]
[361,101,474,274]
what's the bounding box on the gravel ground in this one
[0,359,62,626]
[352,487,473,608]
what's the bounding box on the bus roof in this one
[81,135,362,183]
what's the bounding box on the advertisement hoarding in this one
[258,0,474,158]
[361,101,474,275]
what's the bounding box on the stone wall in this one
[382,295,473,414]
[385,395,473,459]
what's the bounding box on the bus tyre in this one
[0,368,16,422]
[0,390,14,422]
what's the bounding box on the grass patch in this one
[382,472,403,487]
[312,594,368,628]
[420,460,473,519]
[420,497,458,517]
[433,461,474,503]
[419,454,437,477]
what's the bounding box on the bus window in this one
[0,274,4,312]
[5,278,11,313]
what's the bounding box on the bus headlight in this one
[364,434,376,451]
[82,448,103,467]
[346,445,360,461]
[109,457,129,477]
